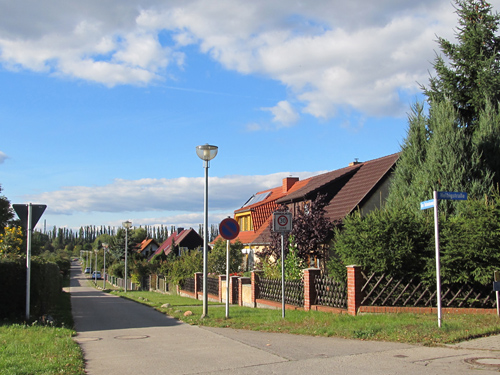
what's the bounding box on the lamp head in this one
[196,144,218,161]
[122,220,132,229]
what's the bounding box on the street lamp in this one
[94,249,98,284]
[196,144,218,318]
[102,243,108,289]
[123,220,132,292]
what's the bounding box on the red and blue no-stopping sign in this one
[219,218,240,240]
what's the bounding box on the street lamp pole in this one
[102,243,108,289]
[94,249,98,284]
[196,144,218,318]
[123,220,132,292]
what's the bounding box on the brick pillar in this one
[347,265,363,316]
[251,270,263,307]
[194,272,202,300]
[303,268,321,311]
[218,275,225,303]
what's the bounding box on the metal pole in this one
[103,248,106,289]
[25,203,33,321]
[433,190,442,328]
[226,239,230,319]
[281,233,285,318]
[125,227,128,292]
[94,251,97,283]
[202,160,209,318]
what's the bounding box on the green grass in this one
[0,284,85,375]
[116,290,500,346]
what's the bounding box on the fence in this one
[172,266,497,316]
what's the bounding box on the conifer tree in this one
[423,0,500,129]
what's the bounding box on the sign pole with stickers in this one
[219,217,240,319]
[272,212,292,318]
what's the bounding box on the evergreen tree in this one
[423,0,500,129]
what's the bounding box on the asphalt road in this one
[69,262,500,374]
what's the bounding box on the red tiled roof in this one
[136,238,158,254]
[151,228,199,258]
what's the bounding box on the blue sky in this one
[1,0,494,232]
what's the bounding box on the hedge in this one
[0,258,62,320]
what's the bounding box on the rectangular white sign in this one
[272,212,292,232]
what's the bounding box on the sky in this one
[1,0,497,233]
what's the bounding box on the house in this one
[134,238,160,259]
[149,228,204,260]
[221,153,399,268]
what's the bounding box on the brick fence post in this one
[194,272,203,300]
[303,268,321,311]
[251,270,263,308]
[347,265,363,316]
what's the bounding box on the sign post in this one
[13,203,46,321]
[272,212,293,318]
[420,191,466,328]
[219,218,239,319]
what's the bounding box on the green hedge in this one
[0,258,62,320]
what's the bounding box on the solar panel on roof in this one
[241,191,271,208]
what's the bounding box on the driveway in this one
[69,262,500,374]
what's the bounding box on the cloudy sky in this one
[1,0,494,232]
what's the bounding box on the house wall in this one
[358,172,393,215]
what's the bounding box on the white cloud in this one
[0,0,487,115]
[262,100,299,127]
[0,151,8,164]
[24,171,320,216]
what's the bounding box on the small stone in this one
[161,303,171,308]
[183,311,193,317]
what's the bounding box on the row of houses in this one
[136,152,399,269]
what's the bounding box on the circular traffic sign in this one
[219,218,240,240]
[277,215,289,227]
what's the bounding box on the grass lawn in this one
[0,290,85,375]
[114,290,500,346]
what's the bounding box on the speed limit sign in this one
[272,212,292,232]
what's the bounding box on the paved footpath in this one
[69,262,500,374]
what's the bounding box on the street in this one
[69,262,500,374]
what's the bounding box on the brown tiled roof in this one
[254,153,399,244]
[151,228,200,258]
[325,153,399,222]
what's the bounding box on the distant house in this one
[217,153,399,269]
[149,228,204,261]
[135,238,160,259]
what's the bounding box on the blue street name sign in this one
[437,191,467,200]
[420,199,435,210]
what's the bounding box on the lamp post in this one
[123,220,132,292]
[94,249,98,284]
[196,144,218,318]
[102,243,108,289]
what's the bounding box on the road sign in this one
[13,204,47,230]
[437,191,467,200]
[272,212,292,232]
[420,199,435,210]
[219,218,240,240]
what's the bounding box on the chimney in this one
[283,177,299,193]
[177,227,184,235]
[349,158,361,167]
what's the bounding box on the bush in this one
[0,258,61,320]
[208,239,244,275]
[327,207,434,282]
